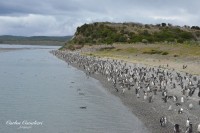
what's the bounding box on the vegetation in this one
[59,44,83,50]
[82,43,200,75]
[143,49,169,55]
[86,43,200,58]
[62,22,200,49]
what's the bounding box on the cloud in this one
[0,0,200,36]
[0,13,87,36]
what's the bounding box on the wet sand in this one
[52,50,200,133]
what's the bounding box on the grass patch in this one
[143,49,168,55]
[88,43,200,59]
[124,48,137,53]
[99,46,115,51]
[115,48,122,51]
[162,51,169,55]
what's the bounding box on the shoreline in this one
[0,48,29,53]
[51,50,200,133]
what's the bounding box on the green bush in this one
[68,22,198,46]
[119,36,127,42]
[162,52,169,55]
[142,39,148,44]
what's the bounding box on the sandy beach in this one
[51,49,200,133]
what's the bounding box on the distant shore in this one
[0,35,72,46]
[52,48,200,133]
[0,48,26,53]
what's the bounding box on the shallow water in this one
[0,44,148,133]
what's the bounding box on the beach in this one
[51,48,200,133]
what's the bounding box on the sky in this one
[0,0,200,36]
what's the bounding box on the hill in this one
[0,35,72,46]
[61,22,200,49]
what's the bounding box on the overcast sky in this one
[0,0,200,36]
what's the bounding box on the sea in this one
[0,44,148,133]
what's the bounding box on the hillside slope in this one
[62,22,200,49]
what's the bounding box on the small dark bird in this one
[174,124,180,133]
[80,106,87,109]
[162,96,168,103]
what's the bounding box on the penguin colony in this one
[51,50,200,133]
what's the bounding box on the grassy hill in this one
[61,22,200,50]
[0,35,72,46]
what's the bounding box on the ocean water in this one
[0,44,148,133]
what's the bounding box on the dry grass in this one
[82,43,200,75]
[89,43,200,57]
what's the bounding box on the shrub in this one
[119,36,127,42]
[142,39,148,44]
[174,54,179,57]
[161,23,167,27]
[145,24,150,29]
[143,49,168,55]
[191,26,200,30]
[162,52,169,55]
[180,32,193,40]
